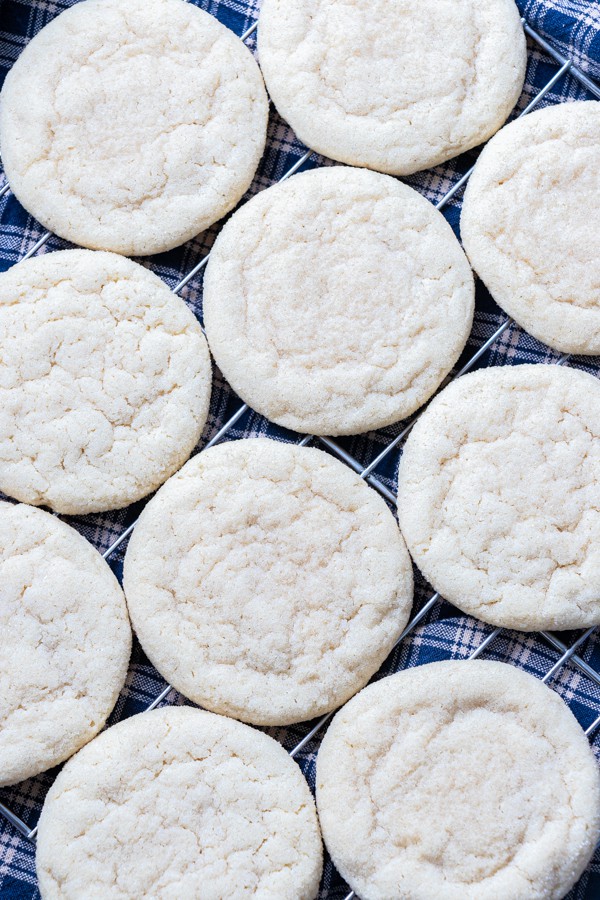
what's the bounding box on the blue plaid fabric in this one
[1,1,600,897]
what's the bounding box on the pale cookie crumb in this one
[317,660,600,900]
[123,438,413,725]
[258,0,526,175]
[0,249,212,514]
[398,364,600,631]
[0,502,131,787]
[0,0,269,255]
[36,706,323,899]
[204,166,474,436]
[462,101,600,354]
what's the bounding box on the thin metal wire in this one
[469,628,502,660]
[522,20,600,100]
[22,230,51,261]
[0,183,9,198]
[318,436,396,504]
[586,715,600,738]
[241,20,258,42]
[0,801,32,838]
[542,627,597,684]
[146,684,173,713]
[541,631,600,691]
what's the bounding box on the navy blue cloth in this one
[0,1,600,897]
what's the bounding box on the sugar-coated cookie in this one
[123,439,413,725]
[204,167,474,436]
[37,706,322,899]
[398,364,600,630]
[462,102,600,354]
[317,660,600,900]
[0,0,268,255]
[258,0,526,175]
[0,249,211,514]
[0,502,131,787]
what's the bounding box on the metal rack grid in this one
[1,3,600,897]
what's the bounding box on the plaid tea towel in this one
[0,0,600,897]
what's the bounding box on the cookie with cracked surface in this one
[0,502,131,787]
[204,167,474,436]
[0,249,211,514]
[317,660,600,900]
[36,706,322,899]
[258,0,526,176]
[0,0,268,256]
[461,102,600,355]
[398,364,600,631]
[123,438,413,725]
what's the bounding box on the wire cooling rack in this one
[1,1,600,897]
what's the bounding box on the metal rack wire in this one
[1,7,600,897]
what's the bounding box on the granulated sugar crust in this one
[398,364,600,631]
[258,0,526,175]
[0,249,211,514]
[0,0,268,255]
[204,167,474,436]
[316,660,600,900]
[123,439,413,725]
[462,101,600,354]
[0,502,131,787]
[36,706,323,899]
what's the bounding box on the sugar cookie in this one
[0,502,130,787]
[123,439,413,725]
[204,167,474,436]
[462,102,600,354]
[37,706,322,899]
[317,660,600,900]
[0,249,211,514]
[258,0,526,175]
[0,0,268,255]
[398,364,600,630]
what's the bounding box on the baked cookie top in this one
[0,0,268,255]
[36,706,323,899]
[123,438,413,725]
[398,364,600,631]
[462,101,600,354]
[0,502,131,787]
[204,166,474,436]
[317,660,600,900]
[0,249,211,514]
[258,0,526,175]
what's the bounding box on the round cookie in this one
[461,102,600,355]
[0,502,131,787]
[204,167,474,436]
[0,0,268,255]
[123,438,413,725]
[0,249,211,514]
[258,0,526,176]
[316,660,600,900]
[36,706,323,899]
[397,364,600,631]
